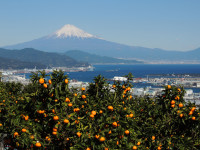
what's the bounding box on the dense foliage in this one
[0,70,199,149]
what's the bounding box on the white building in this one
[113,76,127,82]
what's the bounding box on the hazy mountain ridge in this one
[0,56,46,69]
[0,48,89,69]
[65,50,143,64]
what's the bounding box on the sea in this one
[24,64,200,93]
[67,64,200,81]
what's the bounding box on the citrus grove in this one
[0,70,200,149]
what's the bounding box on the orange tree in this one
[0,70,199,149]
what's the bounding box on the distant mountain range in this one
[0,48,89,69]
[0,56,46,69]
[64,50,143,64]
[3,24,200,63]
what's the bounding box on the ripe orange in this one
[189,111,193,115]
[108,130,112,134]
[77,132,82,137]
[99,110,103,114]
[82,87,85,91]
[132,146,137,150]
[192,116,196,120]
[64,119,69,124]
[112,84,116,88]
[39,78,44,84]
[48,79,52,84]
[91,110,97,115]
[99,137,106,142]
[171,100,175,105]
[112,122,118,127]
[68,103,73,107]
[50,93,53,97]
[108,106,113,111]
[52,131,57,135]
[152,136,155,140]
[0,123,2,127]
[175,96,180,100]
[30,135,34,139]
[74,108,80,112]
[191,107,196,112]
[157,146,162,150]
[14,132,19,137]
[104,148,109,150]
[127,87,131,91]
[38,110,45,114]
[35,142,41,147]
[137,142,141,146]
[53,116,59,121]
[46,136,51,141]
[167,85,171,89]
[22,128,26,132]
[24,116,29,121]
[74,93,77,97]
[95,135,100,139]
[129,113,134,118]
[179,114,184,118]
[44,113,47,117]
[171,104,175,108]
[179,103,183,108]
[86,148,91,150]
[125,130,130,135]
[53,128,57,132]
[90,114,95,118]
[43,83,48,88]
[65,97,70,102]
[82,95,86,99]
[52,109,55,113]
[65,79,69,84]
[177,88,181,92]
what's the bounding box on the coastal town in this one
[1,70,200,106]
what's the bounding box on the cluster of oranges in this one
[0,71,200,149]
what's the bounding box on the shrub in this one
[0,70,199,149]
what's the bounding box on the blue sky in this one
[0,0,200,51]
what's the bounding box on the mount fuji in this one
[3,24,152,59]
[3,24,200,63]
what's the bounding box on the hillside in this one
[0,48,89,68]
[0,57,46,69]
[64,50,143,64]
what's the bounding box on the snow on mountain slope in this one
[48,24,99,39]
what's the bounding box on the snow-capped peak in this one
[51,24,97,39]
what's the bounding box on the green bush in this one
[0,70,199,149]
